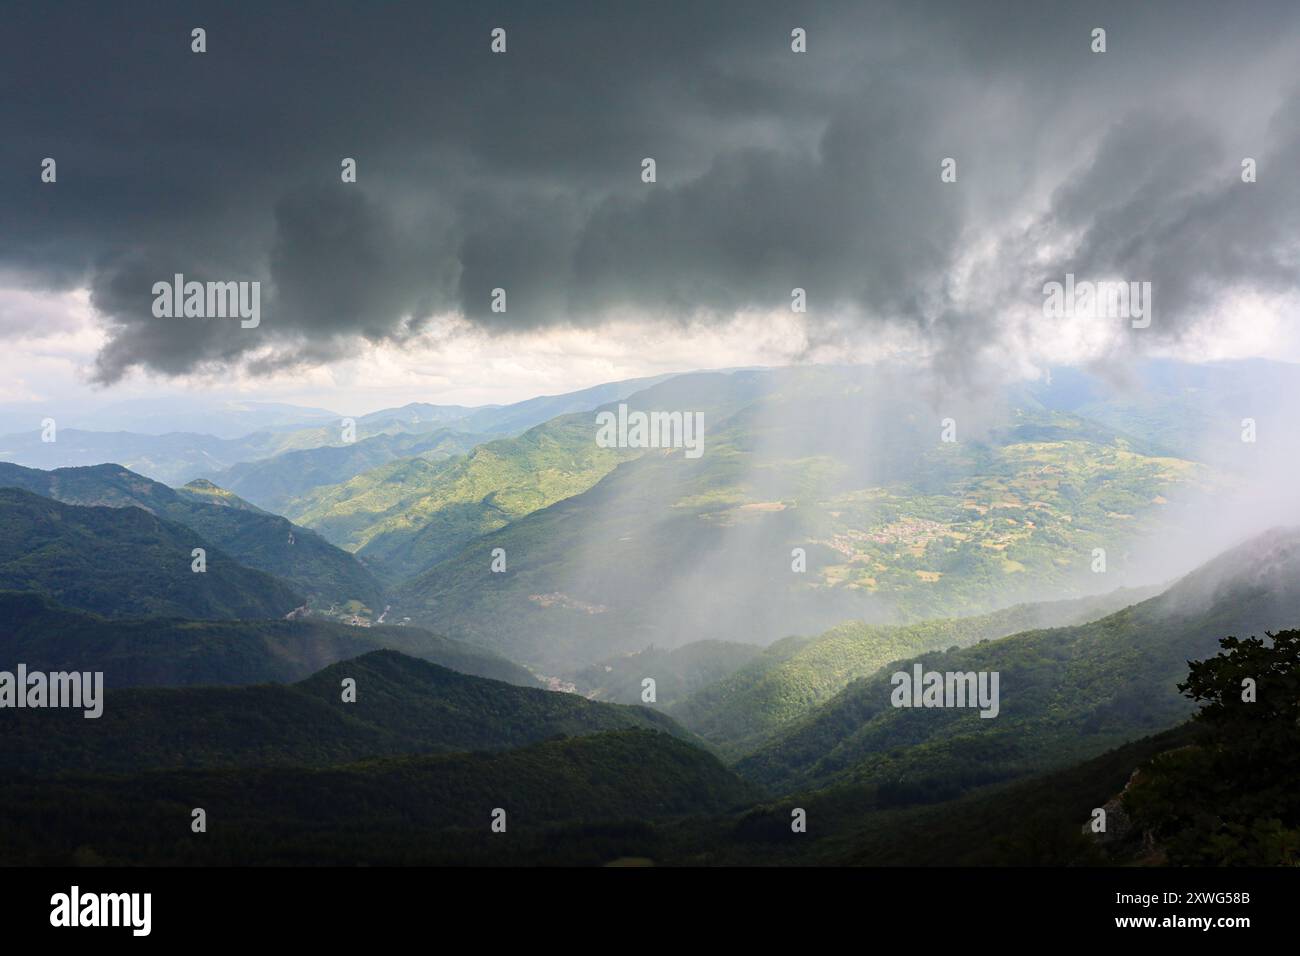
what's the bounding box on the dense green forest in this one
[733,527,1300,797]
[0,650,685,775]
[0,730,758,866]
[0,462,382,613]
[5,627,1295,866]
[667,586,1159,759]
[0,487,303,620]
[0,591,533,688]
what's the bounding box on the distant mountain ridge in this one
[0,398,342,440]
[201,428,486,514]
[0,375,678,486]
[0,649,688,775]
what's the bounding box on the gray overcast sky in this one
[2,0,1300,411]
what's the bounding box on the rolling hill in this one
[0,487,302,620]
[284,418,645,583]
[734,525,1300,797]
[666,585,1162,759]
[644,722,1198,867]
[202,428,485,513]
[281,371,768,585]
[388,366,1212,670]
[0,729,759,866]
[0,462,383,614]
[0,649,686,776]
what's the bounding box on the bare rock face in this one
[1083,768,1140,846]
[1083,764,1172,865]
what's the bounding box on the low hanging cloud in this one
[2,0,1299,385]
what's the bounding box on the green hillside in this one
[284,418,643,583]
[0,462,383,614]
[0,729,759,866]
[389,368,1211,670]
[204,428,485,513]
[8,623,1289,866]
[0,590,534,688]
[735,527,1300,797]
[0,649,686,775]
[0,487,302,620]
[284,371,771,585]
[669,586,1161,759]
[662,626,1300,866]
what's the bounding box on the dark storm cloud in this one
[2,0,1299,382]
[1031,99,1300,334]
[571,78,965,326]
